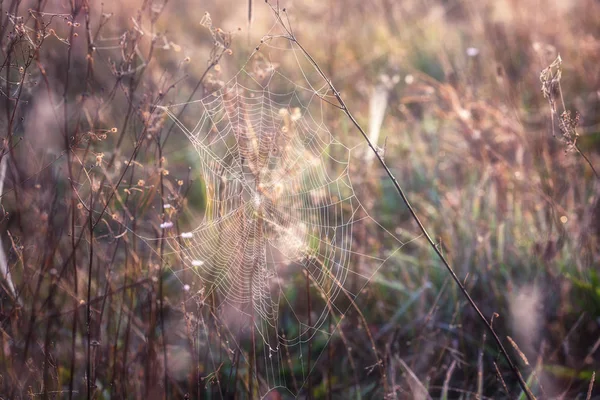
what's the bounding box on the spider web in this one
[159,35,415,398]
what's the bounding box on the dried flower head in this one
[540,56,562,109]
[558,110,580,149]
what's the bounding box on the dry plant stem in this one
[575,145,599,180]
[63,3,84,399]
[87,186,94,400]
[266,4,533,399]
[478,332,486,399]
[442,360,457,400]
[157,128,169,398]
[587,371,595,400]
[555,80,599,180]
[248,0,253,39]
[494,361,511,397]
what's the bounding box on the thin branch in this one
[265,3,534,399]
[575,144,599,180]
[587,371,595,400]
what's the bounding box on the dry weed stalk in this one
[264,1,534,399]
[540,55,598,178]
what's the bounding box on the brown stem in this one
[265,3,534,399]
